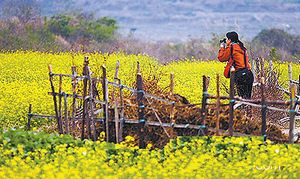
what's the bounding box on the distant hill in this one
[9,0,300,41]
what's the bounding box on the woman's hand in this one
[226,39,231,46]
[220,42,226,48]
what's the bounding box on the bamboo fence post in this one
[216,74,220,135]
[102,65,109,142]
[170,72,175,126]
[260,58,267,141]
[201,76,206,123]
[71,66,77,135]
[118,78,125,142]
[58,75,63,130]
[288,64,293,87]
[87,65,97,141]
[251,58,256,83]
[229,66,235,136]
[137,61,141,74]
[27,104,32,130]
[255,57,260,81]
[201,75,209,129]
[289,84,297,143]
[170,102,175,125]
[137,72,145,148]
[63,92,69,134]
[81,57,89,140]
[113,61,120,143]
[298,75,300,96]
[269,59,273,73]
[58,74,63,133]
[170,73,174,95]
[48,65,63,134]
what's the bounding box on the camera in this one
[219,38,226,44]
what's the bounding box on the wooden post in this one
[63,92,69,134]
[298,75,300,96]
[87,66,97,141]
[288,64,293,87]
[255,57,260,81]
[216,74,220,135]
[81,57,89,140]
[118,78,125,142]
[229,66,235,136]
[58,74,63,133]
[137,61,141,74]
[71,66,77,135]
[260,58,267,141]
[27,104,32,130]
[102,65,109,142]
[251,58,256,83]
[170,102,175,126]
[269,59,273,73]
[137,73,145,148]
[201,75,209,129]
[289,84,297,143]
[48,65,63,134]
[170,73,174,95]
[113,61,120,143]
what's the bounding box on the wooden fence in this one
[27,56,208,147]
[27,56,300,146]
[201,57,300,143]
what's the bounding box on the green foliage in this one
[252,28,300,55]
[0,13,118,51]
[0,129,83,154]
[1,130,300,178]
[47,13,118,42]
[0,20,58,51]
[48,15,73,37]
[269,47,281,62]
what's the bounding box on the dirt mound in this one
[105,79,288,148]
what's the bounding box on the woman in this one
[218,31,254,99]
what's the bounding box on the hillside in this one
[36,0,300,41]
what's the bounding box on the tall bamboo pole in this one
[118,78,125,142]
[87,66,97,141]
[260,58,267,141]
[81,57,89,139]
[216,74,220,135]
[229,66,235,136]
[102,65,109,142]
[58,74,63,133]
[201,76,208,127]
[63,93,69,134]
[288,64,293,88]
[113,61,120,143]
[137,73,145,148]
[71,66,77,135]
[48,65,63,134]
[251,58,256,83]
[289,84,297,143]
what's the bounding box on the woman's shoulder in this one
[231,43,240,47]
[232,43,243,51]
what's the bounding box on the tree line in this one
[0,0,299,63]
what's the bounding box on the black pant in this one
[234,68,254,99]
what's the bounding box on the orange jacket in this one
[218,43,251,70]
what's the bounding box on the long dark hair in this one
[226,31,246,51]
